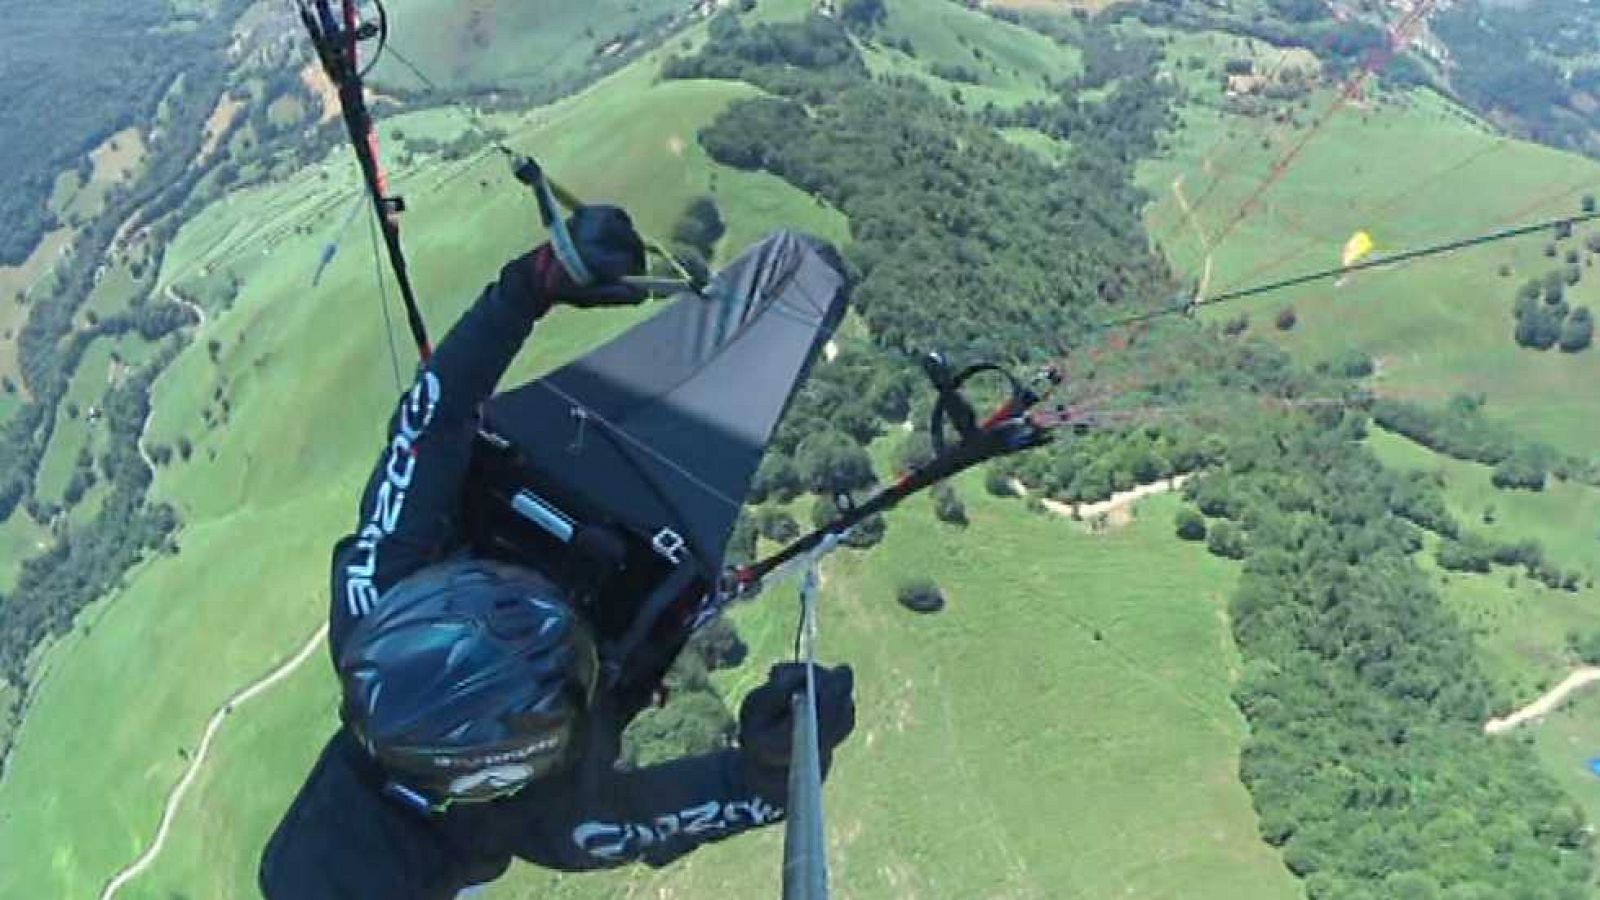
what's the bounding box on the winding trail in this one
[164,283,208,329]
[1172,175,1214,301]
[99,624,329,900]
[1484,667,1600,736]
[135,405,157,477]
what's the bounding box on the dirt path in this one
[135,405,157,475]
[99,624,329,900]
[1015,475,1193,526]
[1172,175,1214,301]
[1484,667,1600,735]
[165,283,208,329]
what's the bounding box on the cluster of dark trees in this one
[1512,272,1593,353]
[1372,395,1599,491]
[690,22,1172,356]
[620,617,748,767]
[662,13,869,102]
[1436,531,1586,592]
[1176,389,1592,896]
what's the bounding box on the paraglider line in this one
[368,205,407,392]
[1102,209,1600,333]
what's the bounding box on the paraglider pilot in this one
[260,207,856,899]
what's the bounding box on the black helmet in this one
[337,559,597,805]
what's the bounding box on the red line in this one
[1203,0,1438,253]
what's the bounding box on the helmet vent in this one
[487,596,542,641]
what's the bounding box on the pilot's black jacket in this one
[259,253,786,900]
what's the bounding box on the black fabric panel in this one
[483,231,848,572]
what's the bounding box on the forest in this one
[0,1,234,264]
[661,9,1595,895]
[1433,0,1600,153]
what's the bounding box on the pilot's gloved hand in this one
[530,205,648,310]
[738,663,856,800]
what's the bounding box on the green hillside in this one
[1141,30,1600,457]
[4,2,1599,899]
[0,36,855,900]
[371,0,689,93]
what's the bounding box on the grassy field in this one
[122,477,1298,900]
[862,0,1083,111]
[371,0,688,92]
[479,488,1294,900]
[34,342,110,507]
[1368,429,1600,700]
[1139,32,1600,458]
[0,509,48,594]
[0,226,75,394]
[51,127,149,227]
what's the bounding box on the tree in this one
[1544,270,1566,303]
[1584,194,1597,214]
[1175,508,1208,541]
[671,196,726,258]
[622,691,735,768]
[1515,304,1562,350]
[1207,521,1246,559]
[1275,307,1298,331]
[1569,629,1600,665]
[751,453,802,504]
[840,0,887,31]
[985,466,1016,497]
[754,507,800,542]
[795,431,876,495]
[896,577,945,613]
[932,482,967,526]
[688,618,747,671]
[725,515,758,565]
[1332,350,1374,378]
[1559,307,1593,352]
[1492,452,1547,490]
[842,510,885,548]
[895,430,936,473]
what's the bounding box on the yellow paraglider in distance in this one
[1341,230,1375,268]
